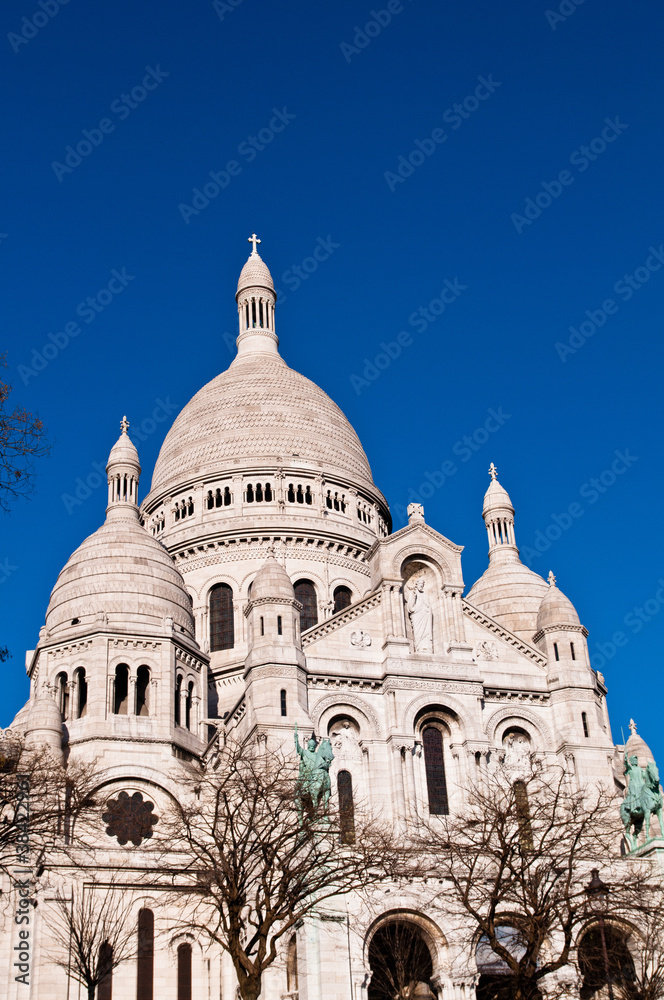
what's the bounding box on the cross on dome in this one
[547,570,557,587]
[120,415,130,435]
[248,233,261,255]
[488,462,498,481]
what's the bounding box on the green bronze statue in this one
[620,749,664,851]
[294,723,334,824]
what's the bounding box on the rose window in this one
[102,791,159,846]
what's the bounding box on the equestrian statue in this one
[620,748,664,851]
[293,723,334,824]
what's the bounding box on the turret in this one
[106,415,141,520]
[243,550,309,729]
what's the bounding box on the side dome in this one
[467,561,549,641]
[45,517,195,639]
[536,576,580,631]
[624,720,656,768]
[251,552,295,602]
[149,356,378,497]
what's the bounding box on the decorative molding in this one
[302,591,381,647]
[483,705,554,751]
[483,688,550,705]
[170,536,372,578]
[311,692,382,738]
[532,623,589,643]
[462,600,547,667]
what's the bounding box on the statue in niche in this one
[405,577,433,652]
[501,733,532,776]
[330,720,361,760]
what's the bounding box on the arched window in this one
[98,942,113,1000]
[553,642,559,661]
[368,922,433,1000]
[185,681,194,730]
[582,712,589,738]
[287,483,295,503]
[286,934,298,993]
[264,483,272,501]
[280,689,287,716]
[422,726,449,815]
[210,583,234,651]
[114,664,129,715]
[333,586,352,613]
[246,483,254,503]
[174,674,182,726]
[513,780,533,851]
[74,668,87,719]
[56,672,69,720]
[137,908,154,1000]
[294,580,318,632]
[570,641,576,660]
[337,770,355,844]
[578,924,635,1000]
[136,666,150,717]
[277,615,283,635]
[224,486,232,505]
[177,943,192,1000]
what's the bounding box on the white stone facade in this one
[0,242,631,1000]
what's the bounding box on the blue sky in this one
[2,0,663,761]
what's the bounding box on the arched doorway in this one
[368,921,435,1000]
[475,928,541,1000]
[578,924,636,999]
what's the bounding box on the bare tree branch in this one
[0,353,50,511]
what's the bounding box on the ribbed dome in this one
[45,513,195,638]
[149,355,376,496]
[536,580,580,631]
[251,553,295,601]
[236,252,274,297]
[625,721,655,767]
[467,561,549,642]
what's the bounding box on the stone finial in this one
[547,570,557,587]
[407,502,425,523]
[120,415,129,435]
[629,718,637,736]
[248,232,261,255]
[488,462,498,481]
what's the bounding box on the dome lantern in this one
[106,415,141,521]
[234,234,279,361]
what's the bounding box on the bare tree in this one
[162,737,407,1000]
[0,353,50,511]
[48,883,137,1000]
[417,765,660,1000]
[0,735,99,885]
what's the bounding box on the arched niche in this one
[400,556,443,655]
[365,912,447,1000]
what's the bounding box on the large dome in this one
[45,513,195,639]
[149,354,377,498]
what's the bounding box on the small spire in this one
[120,415,129,435]
[248,232,261,255]
[629,719,637,736]
[547,570,557,587]
[488,462,498,481]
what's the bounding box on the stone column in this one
[381,582,394,638]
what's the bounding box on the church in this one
[1,237,659,999]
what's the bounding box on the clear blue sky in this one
[2,0,663,760]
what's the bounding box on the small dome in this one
[24,691,63,738]
[236,251,275,298]
[536,577,580,631]
[467,561,549,641]
[483,477,514,516]
[251,553,295,602]
[45,516,195,639]
[107,420,140,471]
[625,720,655,768]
